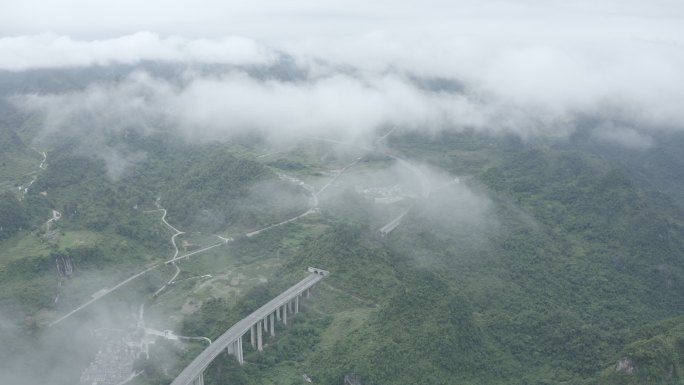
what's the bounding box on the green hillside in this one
[125,131,684,385]
[0,124,41,195]
[2,115,684,385]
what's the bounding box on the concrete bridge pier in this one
[250,324,256,348]
[269,312,275,336]
[192,372,204,385]
[295,295,299,313]
[225,337,244,364]
[235,336,244,364]
[257,320,263,351]
[283,304,287,325]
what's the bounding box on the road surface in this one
[164,242,225,264]
[49,264,160,327]
[378,209,409,236]
[243,156,358,238]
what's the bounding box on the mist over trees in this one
[1,1,684,385]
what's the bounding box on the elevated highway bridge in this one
[170,267,329,385]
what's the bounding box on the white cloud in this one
[0,32,276,70]
[19,71,492,148]
[593,123,655,150]
[4,0,684,150]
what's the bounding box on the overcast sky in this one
[4,0,684,150]
[2,0,684,40]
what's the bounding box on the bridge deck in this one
[171,273,325,385]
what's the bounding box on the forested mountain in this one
[1,63,684,385]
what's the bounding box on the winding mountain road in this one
[374,128,432,236]
[39,151,47,170]
[244,155,360,238]
[149,208,185,296]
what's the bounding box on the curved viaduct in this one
[171,267,329,385]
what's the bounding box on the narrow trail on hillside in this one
[45,209,61,231]
[18,150,47,200]
[320,282,378,307]
[257,151,284,158]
